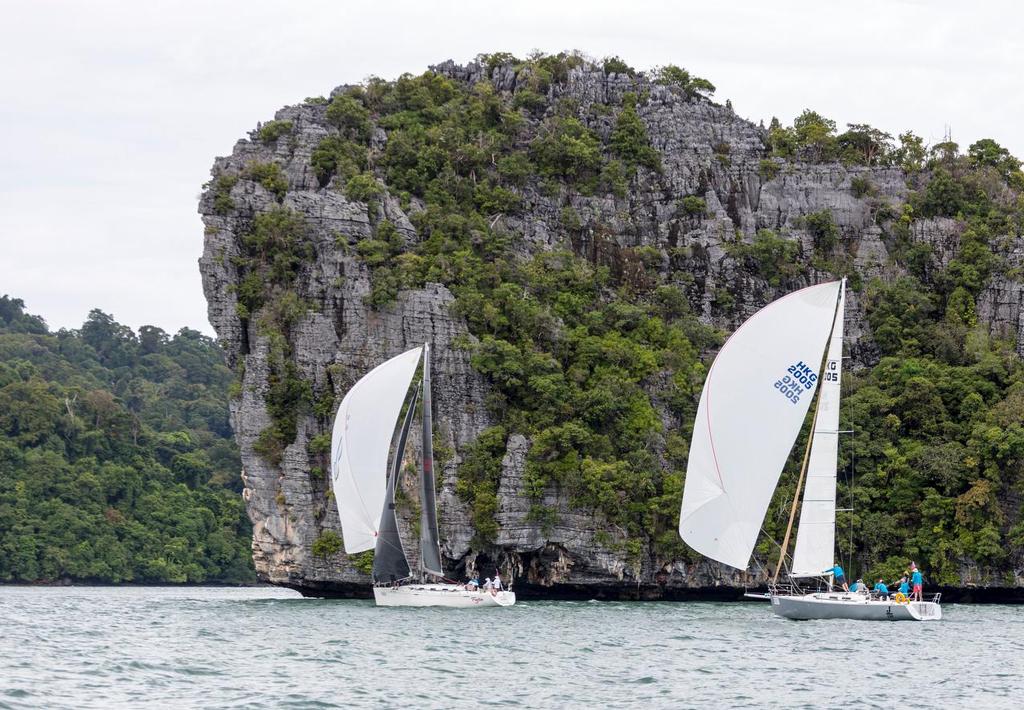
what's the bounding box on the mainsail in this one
[790,280,846,577]
[678,281,843,570]
[372,387,418,583]
[330,346,423,553]
[418,342,444,577]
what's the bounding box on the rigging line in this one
[758,526,786,578]
[374,537,407,554]
[841,326,855,575]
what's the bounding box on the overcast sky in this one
[2,0,1021,336]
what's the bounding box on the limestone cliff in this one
[200,54,1024,598]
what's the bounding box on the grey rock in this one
[200,58,1024,597]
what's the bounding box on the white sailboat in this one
[678,280,941,621]
[330,343,515,608]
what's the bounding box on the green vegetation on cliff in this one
[320,59,710,558]
[0,297,253,584]
[215,52,1024,586]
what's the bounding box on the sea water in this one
[0,586,1019,708]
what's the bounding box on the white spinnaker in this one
[791,280,846,577]
[330,347,423,553]
[678,281,842,570]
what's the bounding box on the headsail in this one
[330,346,423,554]
[418,342,444,577]
[372,387,418,583]
[790,280,846,577]
[678,281,843,570]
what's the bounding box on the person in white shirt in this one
[482,577,492,590]
[492,571,502,592]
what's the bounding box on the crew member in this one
[910,563,924,602]
[824,563,849,591]
[873,579,890,600]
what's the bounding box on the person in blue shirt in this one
[873,579,890,599]
[823,563,848,591]
[910,562,924,601]
[894,576,910,598]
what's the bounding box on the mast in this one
[772,393,821,583]
[418,342,444,578]
[372,387,417,584]
[773,279,846,582]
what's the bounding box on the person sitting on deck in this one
[895,576,910,598]
[482,577,492,591]
[910,563,924,602]
[824,563,849,591]
[849,578,867,593]
[465,577,479,591]
[873,579,890,600]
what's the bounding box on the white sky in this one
[1,0,1021,336]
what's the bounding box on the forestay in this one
[331,347,423,553]
[678,281,842,570]
[791,280,846,577]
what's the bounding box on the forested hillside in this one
[0,296,253,583]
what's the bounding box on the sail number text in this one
[774,361,817,404]
[823,359,839,382]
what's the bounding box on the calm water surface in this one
[0,586,1019,708]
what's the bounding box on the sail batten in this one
[330,347,423,554]
[791,281,846,577]
[678,281,843,570]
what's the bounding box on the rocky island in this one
[199,53,1024,599]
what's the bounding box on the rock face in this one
[199,57,1024,598]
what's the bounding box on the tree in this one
[80,309,138,369]
[653,65,716,98]
[894,131,927,173]
[609,94,660,171]
[0,296,47,334]
[918,168,966,218]
[968,138,1022,181]
[602,56,635,76]
[792,110,838,162]
[838,123,894,165]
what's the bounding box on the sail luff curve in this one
[678,281,842,570]
[418,342,444,577]
[372,387,418,583]
[330,346,423,554]
[791,280,846,577]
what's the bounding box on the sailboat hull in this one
[373,584,516,608]
[770,592,941,621]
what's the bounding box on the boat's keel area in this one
[373,584,516,608]
[770,591,942,621]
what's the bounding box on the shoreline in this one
[3,581,1022,604]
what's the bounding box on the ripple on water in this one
[0,589,1022,709]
